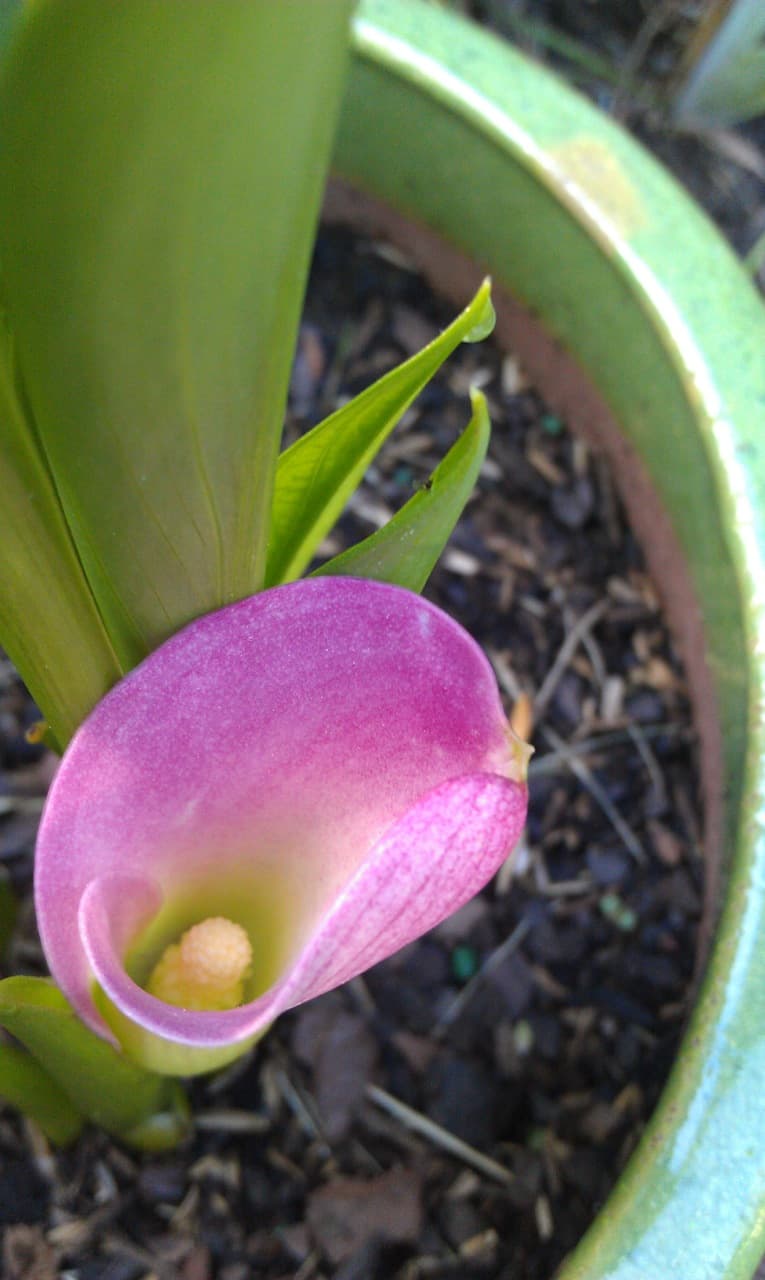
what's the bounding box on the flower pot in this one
[328,2,765,1276]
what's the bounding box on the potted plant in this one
[0,1,762,1275]
[327,2,765,1277]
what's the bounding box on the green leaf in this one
[0,312,123,748]
[313,388,490,591]
[0,1041,83,1145]
[673,0,765,127]
[0,0,354,667]
[0,977,190,1151]
[0,0,22,59]
[266,279,495,586]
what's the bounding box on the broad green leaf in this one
[0,312,123,748]
[266,280,495,586]
[0,977,190,1151]
[0,1041,83,1145]
[0,0,353,667]
[0,0,22,59]
[313,388,490,591]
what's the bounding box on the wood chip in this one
[3,1226,58,1280]
[365,1085,516,1187]
[307,1166,422,1264]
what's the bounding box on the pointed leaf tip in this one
[267,278,497,587]
[463,278,495,343]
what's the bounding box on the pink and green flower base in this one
[36,579,528,1076]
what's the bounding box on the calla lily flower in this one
[35,579,528,1075]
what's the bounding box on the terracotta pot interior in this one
[323,178,723,971]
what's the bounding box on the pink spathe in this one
[35,578,527,1064]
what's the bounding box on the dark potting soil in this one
[0,227,702,1280]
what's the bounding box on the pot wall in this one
[334,3,765,1277]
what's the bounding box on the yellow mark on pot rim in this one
[548,137,647,238]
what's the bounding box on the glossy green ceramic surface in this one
[337,3,765,1277]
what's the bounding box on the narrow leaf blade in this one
[266,280,495,586]
[0,1042,83,1145]
[0,314,123,747]
[0,0,353,666]
[313,388,490,592]
[0,977,189,1150]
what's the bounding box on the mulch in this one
[0,225,703,1279]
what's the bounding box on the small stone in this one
[625,688,665,724]
[0,812,39,861]
[513,1019,534,1055]
[599,893,637,932]
[451,945,479,983]
[425,1055,498,1148]
[277,1223,311,1263]
[494,1021,518,1075]
[333,1240,387,1280]
[391,1030,438,1075]
[489,951,534,1018]
[627,951,682,990]
[551,476,594,528]
[529,915,587,964]
[551,671,586,725]
[138,1161,187,1205]
[439,1199,485,1249]
[578,1101,623,1144]
[586,846,631,886]
[0,1159,49,1226]
[407,940,450,987]
[529,1012,561,1059]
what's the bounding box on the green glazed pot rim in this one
[335,3,765,1277]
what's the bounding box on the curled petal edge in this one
[80,772,527,1074]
